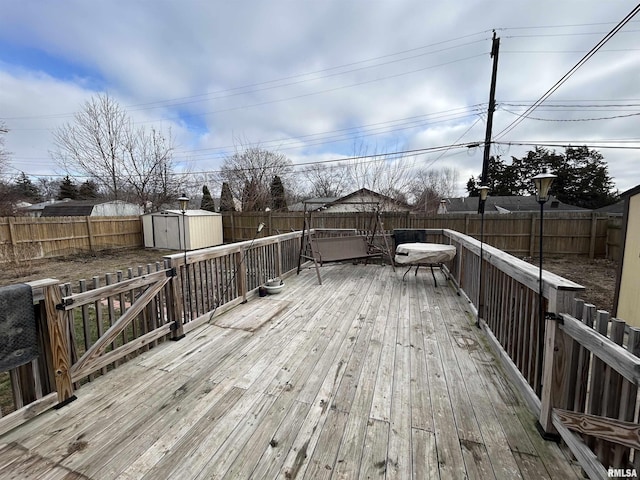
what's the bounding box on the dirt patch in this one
[523,255,618,313]
[1,247,619,314]
[0,248,175,287]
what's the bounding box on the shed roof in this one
[149,209,221,216]
[621,184,640,198]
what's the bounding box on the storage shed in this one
[614,184,640,327]
[142,209,223,250]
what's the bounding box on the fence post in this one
[86,216,95,252]
[7,217,17,257]
[43,283,76,406]
[529,214,536,257]
[230,212,236,242]
[588,212,598,259]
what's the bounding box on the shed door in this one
[153,215,181,249]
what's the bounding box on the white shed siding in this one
[91,201,143,216]
[142,209,222,250]
[617,191,640,327]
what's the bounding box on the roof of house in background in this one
[290,188,410,212]
[288,197,339,212]
[442,195,588,214]
[21,198,71,212]
[41,199,139,217]
[593,200,625,215]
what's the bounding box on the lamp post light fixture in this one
[177,194,191,322]
[531,169,556,393]
[476,185,490,328]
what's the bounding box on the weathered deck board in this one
[0,263,581,479]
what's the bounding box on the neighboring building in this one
[614,185,640,327]
[440,195,587,214]
[291,188,410,213]
[288,197,339,212]
[594,199,625,216]
[19,199,72,217]
[41,200,143,217]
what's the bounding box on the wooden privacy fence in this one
[224,211,614,259]
[0,211,620,261]
[438,227,637,478]
[0,230,304,436]
[0,216,142,260]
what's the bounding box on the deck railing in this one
[431,227,637,478]
[3,227,638,477]
[0,230,303,435]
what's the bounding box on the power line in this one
[8,105,487,161]
[494,141,640,150]
[497,20,640,30]
[2,33,492,122]
[494,3,640,140]
[500,108,640,122]
[6,141,479,179]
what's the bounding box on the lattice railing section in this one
[0,230,303,436]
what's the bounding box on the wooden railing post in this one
[43,283,76,407]
[538,288,579,437]
[163,258,185,341]
[236,248,247,302]
[276,239,283,278]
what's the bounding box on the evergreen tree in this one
[13,172,42,202]
[200,185,216,212]
[78,180,99,199]
[219,182,236,212]
[57,175,79,200]
[270,175,288,211]
[242,178,266,212]
[467,147,618,209]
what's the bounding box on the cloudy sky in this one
[1,0,639,197]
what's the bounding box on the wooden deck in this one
[0,263,583,479]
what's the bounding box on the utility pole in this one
[478,30,500,214]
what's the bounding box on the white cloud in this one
[1,0,639,195]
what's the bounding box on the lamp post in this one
[476,185,490,328]
[177,194,191,322]
[531,169,556,391]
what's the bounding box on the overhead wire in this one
[500,108,640,122]
[6,141,479,179]
[2,33,492,122]
[494,3,640,140]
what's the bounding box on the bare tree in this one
[344,143,415,210]
[217,145,292,211]
[123,127,182,211]
[300,163,348,198]
[52,94,128,200]
[37,178,61,201]
[409,167,459,213]
[52,93,181,210]
[0,121,10,177]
